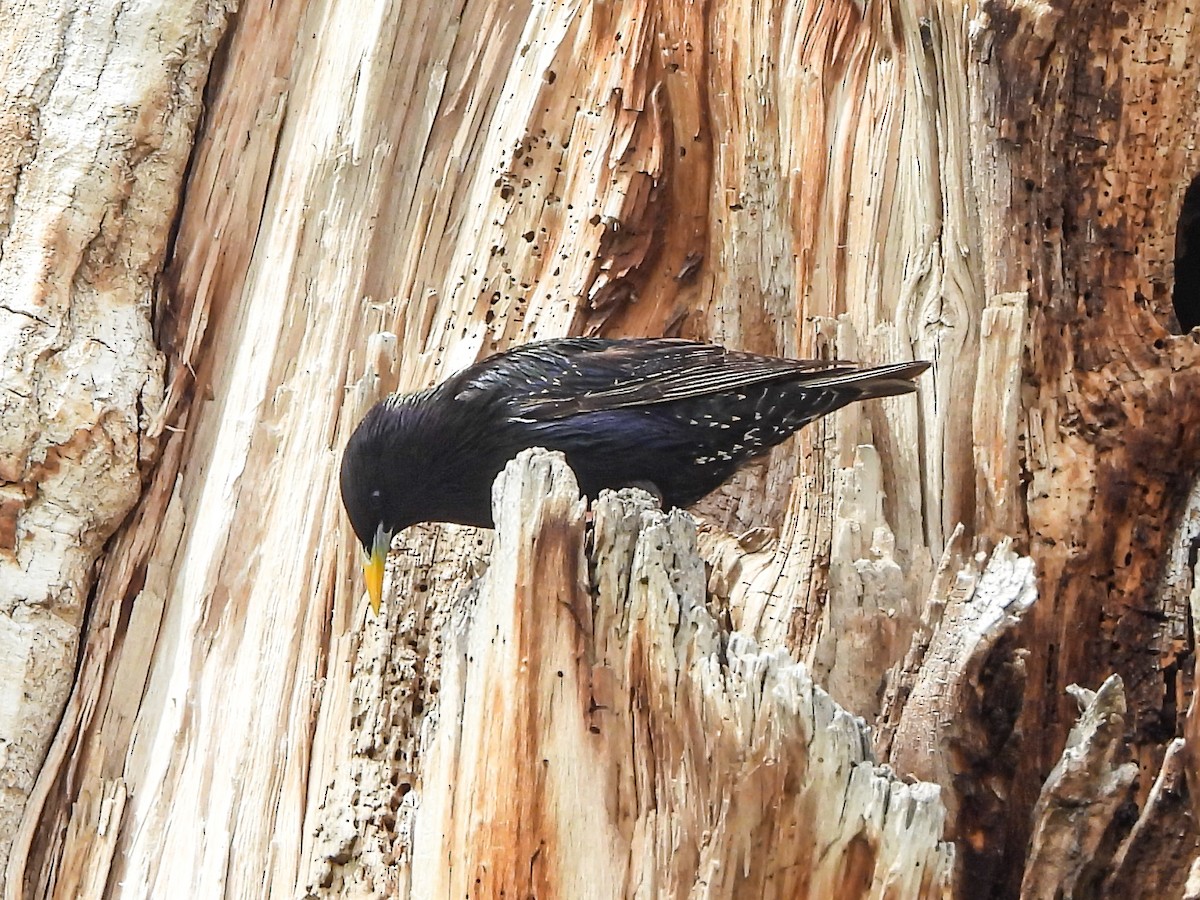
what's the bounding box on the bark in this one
[0,0,229,882]
[1,0,1198,897]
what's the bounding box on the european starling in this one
[341,337,930,612]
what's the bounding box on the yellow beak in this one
[363,525,392,615]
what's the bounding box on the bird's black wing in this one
[454,337,913,421]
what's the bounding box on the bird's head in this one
[339,399,424,615]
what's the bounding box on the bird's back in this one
[451,338,929,510]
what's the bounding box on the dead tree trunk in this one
[0,0,228,888]
[2,0,1199,897]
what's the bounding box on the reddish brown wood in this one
[974,0,1200,891]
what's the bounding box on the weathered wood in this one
[881,530,1037,891]
[1077,482,1200,899]
[1102,737,1198,899]
[306,449,953,898]
[1019,676,1137,900]
[973,293,1028,541]
[0,0,230,887]
[4,0,1200,895]
[977,0,1200,888]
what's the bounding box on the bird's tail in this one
[802,360,932,401]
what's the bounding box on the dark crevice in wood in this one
[1173,174,1200,333]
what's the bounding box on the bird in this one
[341,337,930,613]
